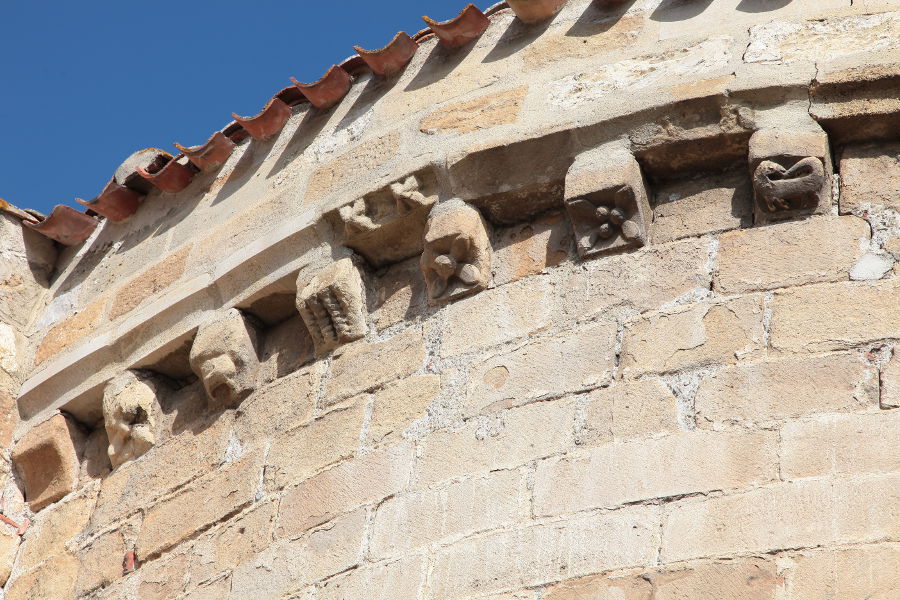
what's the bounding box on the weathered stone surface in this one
[695,353,876,426]
[371,257,428,330]
[522,13,648,71]
[786,545,900,600]
[370,468,528,558]
[296,257,367,354]
[748,127,832,224]
[138,549,189,600]
[420,86,526,135]
[108,247,189,320]
[137,454,260,559]
[651,170,753,244]
[189,308,261,410]
[317,555,424,600]
[715,216,868,294]
[840,141,900,213]
[430,506,659,599]
[34,298,105,366]
[102,370,163,468]
[467,320,617,414]
[769,279,900,353]
[323,329,425,403]
[579,379,679,445]
[276,443,414,539]
[12,413,85,512]
[850,252,894,281]
[534,430,777,517]
[306,131,401,202]
[544,570,651,600]
[0,531,18,587]
[5,552,78,600]
[421,199,492,304]
[17,486,97,573]
[883,346,900,409]
[492,211,570,286]
[367,376,439,446]
[621,295,765,377]
[0,388,16,451]
[233,364,320,443]
[76,527,125,595]
[564,144,651,259]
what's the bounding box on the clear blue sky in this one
[0,0,484,215]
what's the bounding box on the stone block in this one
[370,468,528,558]
[420,86,526,135]
[189,308,261,410]
[371,257,428,330]
[338,169,438,268]
[137,549,189,600]
[0,389,16,455]
[367,376,439,447]
[108,247,189,320]
[467,320,617,414]
[296,257,367,354]
[415,400,575,486]
[748,126,832,225]
[534,430,777,517]
[275,443,414,539]
[322,329,425,404]
[0,531,18,587]
[621,295,765,377]
[16,486,97,573]
[564,144,651,259]
[544,571,651,600]
[317,555,425,600]
[579,379,679,445]
[492,211,571,286]
[780,411,900,479]
[12,413,85,512]
[651,170,753,244]
[769,279,900,353]
[34,298,105,366]
[136,454,260,559]
[651,558,781,600]
[76,527,125,595]
[429,505,660,599]
[695,353,876,426]
[102,370,164,468]
[839,141,900,213]
[4,552,78,600]
[421,199,492,304]
[883,346,900,409]
[267,400,365,489]
[233,364,321,443]
[305,131,401,202]
[715,216,869,294]
[785,545,900,600]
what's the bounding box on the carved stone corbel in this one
[748,126,832,225]
[296,257,367,355]
[189,308,261,410]
[564,143,652,259]
[421,199,492,304]
[338,170,438,268]
[102,370,163,468]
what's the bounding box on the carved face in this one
[103,371,159,468]
[420,199,491,303]
[189,309,260,410]
[753,157,825,213]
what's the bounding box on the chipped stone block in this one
[338,169,438,268]
[748,127,832,225]
[296,257,367,355]
[839,141,900,214]
[421,199,492,304]
[189,308,261,411]
[102,370,164,468]
[564,144,651,259]
[12,413,85,512]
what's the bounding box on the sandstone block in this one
[267,400,364,489]
[295,257,367,354]
[780,411,900,479]
[322,329,425,403]
[137,549,189,600]
[317,555,425,600]
[233,364,321,444]
[651,558,781,600]
[420,86,526,135]
[839,141,900,213]
[430,505,659,599]
[695,353,876,426]
[76,527,125,595]
[189,308,261,410]
[883,347,900,409]
[579,379,679,446]
[17,486,97,573]
[136,454,261,559]
[371,257,428,330]
[769,279,900,353]
[564,144,651,259]
[544,571,651,600]
[12,413,85,512]
[103,370,164,468]
[621,295,765,377]
[467,320,617,414]
[305,131,401,202]
[492,211,571,286]
[4,552,78,600]
[0,531,18,587]
[534,430,777,517]
[0,389,15,450]
[276,443,414,539]
[421,199,492,304]
[785,544,900,600]
[415,400,575,486]
[715,216,869,294]
[108,247,189,320]
[367,376,439,446]
[370,468,528,558]
[34,298,105,366]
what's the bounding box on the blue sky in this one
[0,0,484,215]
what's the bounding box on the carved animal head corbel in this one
[421,199,492,303]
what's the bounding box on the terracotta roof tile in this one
[175,131,236,171]
[232,97,293,140]
[290,65,353,110]
[23,205,99,246]
[423,4,491,49]
[354,31,419,78]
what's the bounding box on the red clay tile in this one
[354,32,419,77]
[24,205,99,245]
[136,158,195,193]
[175,131,236,171]
[77,180,143,222]
[291,65,352,110]
[232,97,292,140]
[423,4,491,48]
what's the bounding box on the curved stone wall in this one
[0,0,898,598]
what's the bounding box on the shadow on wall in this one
[567,0,639,37]
[736,0,794,13]
[650,0,716,22]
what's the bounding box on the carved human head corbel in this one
[189,308,261,410]
[102,370,163,468]
[420,199,492,303]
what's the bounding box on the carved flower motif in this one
[567,185,641,250]
[426,235,482,299]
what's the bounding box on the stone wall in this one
[1,0,899,598]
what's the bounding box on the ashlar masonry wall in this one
[0,0,899,599]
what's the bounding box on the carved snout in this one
[200,354,237,402]
[754,157,825,213]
